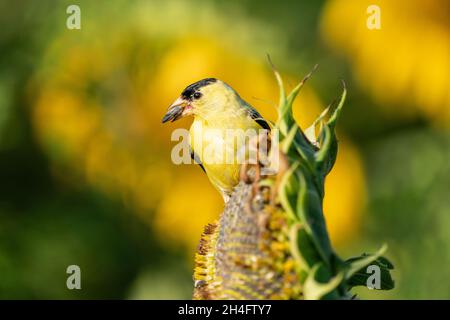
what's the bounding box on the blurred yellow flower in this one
[154,170,223,250]
[324,138,366,245]
[321,0,450,126]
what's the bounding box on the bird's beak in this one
[162,97,191,123]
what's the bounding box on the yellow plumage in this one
[162,78,269,201]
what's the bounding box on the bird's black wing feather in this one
[244,105,271,130]
[190,147,205,173]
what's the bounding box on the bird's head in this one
[162,78,239,123]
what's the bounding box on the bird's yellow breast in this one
[189,114,261,196]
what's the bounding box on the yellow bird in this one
[162,78,270,202]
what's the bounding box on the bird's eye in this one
[193,92,202,100]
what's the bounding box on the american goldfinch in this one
[162,78,270,202]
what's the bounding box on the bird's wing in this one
[190,147,206,173]
[244,105,271,130]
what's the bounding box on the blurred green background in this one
[0,0,449,299]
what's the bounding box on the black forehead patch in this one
[181,78,217,99]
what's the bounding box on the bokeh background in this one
[0,0,448,299]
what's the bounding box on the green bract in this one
[273,62,395,299]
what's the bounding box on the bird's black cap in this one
[181,78,217,100]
